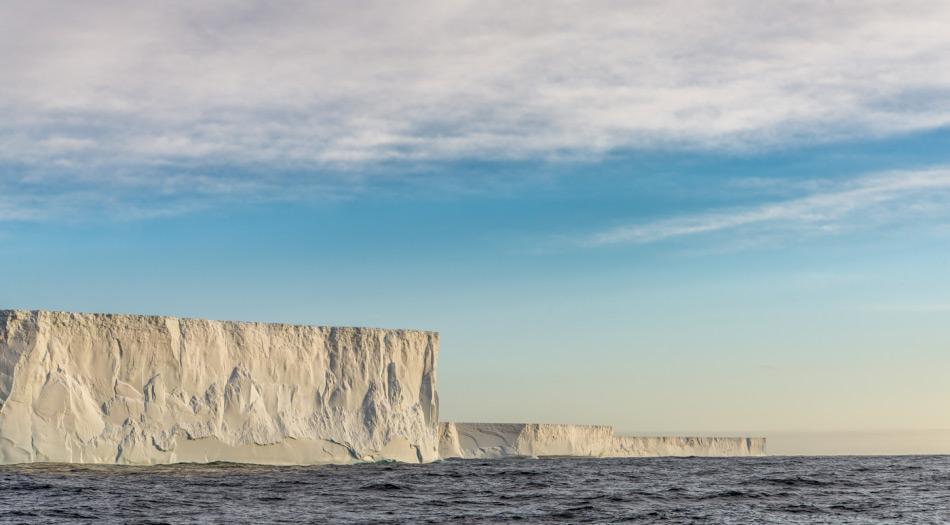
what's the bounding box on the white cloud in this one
[3,1,950,218]
[3,1,950,164]
[584,168,950,246]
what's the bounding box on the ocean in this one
[1,455,947,524]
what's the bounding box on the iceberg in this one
[0,310,439,464]
[0,309,765,465]
[439,423,765,458]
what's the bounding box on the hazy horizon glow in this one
[2,1,949,452]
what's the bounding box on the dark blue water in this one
[1,456,948,524]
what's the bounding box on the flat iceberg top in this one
[449,422,613,429]
[0,309,437,336]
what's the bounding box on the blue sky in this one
[2,1,950,435]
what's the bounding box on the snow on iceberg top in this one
[0,309,438,336]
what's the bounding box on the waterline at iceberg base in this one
[0,310,764,465]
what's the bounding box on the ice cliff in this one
[439,423,765,458]
[0,309,766,466]
[439,423,615,458]
[609,435,766,457]
[0,310,439,465]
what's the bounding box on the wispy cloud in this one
[3,2,950,218]
[585,168,950,246]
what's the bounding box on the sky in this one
[2,1,950,447]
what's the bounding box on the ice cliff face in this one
[439,423,615,458]
[0,310,439,465]
[609,436,765,457]
[0,309,766,466]
[439,423,765,458]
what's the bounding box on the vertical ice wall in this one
[0,310,440,465]
[439,423,766,458]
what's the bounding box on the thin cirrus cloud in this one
[3,1,950,216]
[584,168,950,246]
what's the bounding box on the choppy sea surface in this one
[1,455,948,524]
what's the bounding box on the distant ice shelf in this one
[439,423,766,459]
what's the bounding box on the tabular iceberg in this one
[0,310,439,465]
[609,435,766,457]
[0,309,766,466]
[439,423,615,458]
[439,423,765,458]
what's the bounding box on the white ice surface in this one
[0,310,439,465]
[439,423,765,458]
